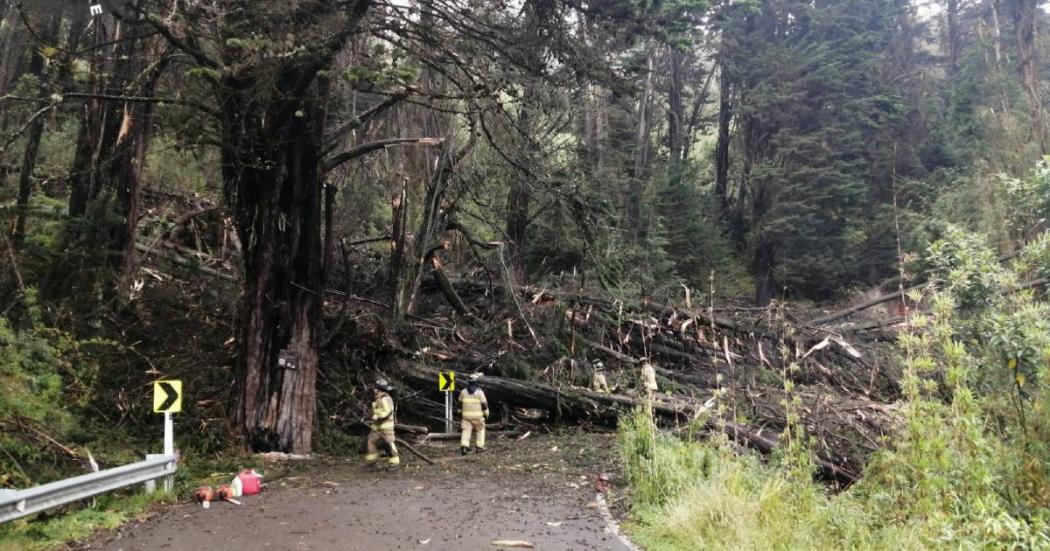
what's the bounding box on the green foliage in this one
[1022,232,1050,282]
[999,159,1050,240]
[619,407,923,550]
[0,491,170,551]
[925,225,1007,311]
[621,227,1050,548]
[0,291,110,486]
[143,136,219,194]
[718,0,912,298]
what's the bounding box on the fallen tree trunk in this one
[396,437,436,465]
[424,430,521,441]
[396,362,858,484]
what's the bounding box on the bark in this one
[432,253,469,316]
[714,58,733,216]
[750,182,776,305]
[0,3,26,133]
[68,14,118,218]
[223,76,327,453]
[625,47,655,239]
[12,10,62,243]
[505,176,529,280]
[946,0,961,75]
[112,39,170,285]
[989,0,1004,69]
[667,47,686,164]
[1009,0,1046,153]
[389,128,477,330]
[504,0,544,282]
[322,182,337,284]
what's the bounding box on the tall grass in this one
[619,408,925,550]
[618,230,1050,550]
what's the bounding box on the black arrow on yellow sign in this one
[438,372,455,392]
[157,382,179,411]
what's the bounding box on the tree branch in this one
[324,91,410,155]
[323,137,443,173]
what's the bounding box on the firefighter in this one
[365,379,400,467]
[641,361,658,401]
[458,372,489,454]
[591,360,610,393]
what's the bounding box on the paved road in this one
[81,435,632,551]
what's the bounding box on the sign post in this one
[438,372,455,433]
[153,380,182,492]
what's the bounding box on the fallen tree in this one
[396,362,864,484]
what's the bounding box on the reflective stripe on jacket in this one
[459,388,488,420]
[372,393,395,431]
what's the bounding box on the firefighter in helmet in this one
[365,379,400,467]
[591,360,610,393]
[458,372,489,454]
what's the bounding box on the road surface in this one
[78,433,633,551]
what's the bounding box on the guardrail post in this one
[144,455,160,494]
[162,412,174,492]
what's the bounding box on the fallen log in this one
[396,437,436,465]
[134,242,237,281]
[396,423,430,435]
[423,430,521,441]
[396,362,858,484]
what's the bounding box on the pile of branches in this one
[369,279,910,484]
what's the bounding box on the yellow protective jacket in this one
[592,372,609,393]
[458,388,489,421]
[371,392,395,431]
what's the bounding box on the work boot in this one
[475,447,485,454]
[460,446,469,455]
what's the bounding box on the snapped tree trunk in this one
[110,39,170,287]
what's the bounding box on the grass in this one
[0,490,174,551]
[616,407,1050,550]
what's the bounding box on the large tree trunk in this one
[714,59,733,216]
[114,48,170,287]
[505,178,529,280]
[223,80,326,454]
[625,48,655,239]
[667,47,686,165]
[945,0,961,75]
[12,11,62,243]
[1009,0,1046,153]
[750,183,776,305]
[0,2,26,134]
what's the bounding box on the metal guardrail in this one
[0,454,177,524]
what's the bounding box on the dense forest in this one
[1,0,1049,547]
